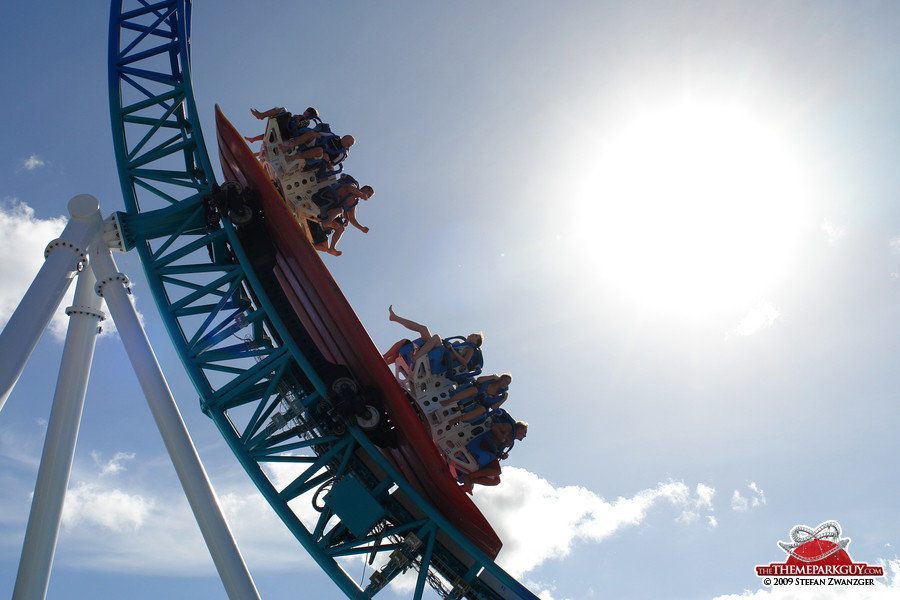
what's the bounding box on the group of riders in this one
[382,307,528,489]
[245,106,373,256]
[245,108,528,489]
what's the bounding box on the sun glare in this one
[582,102,808,317]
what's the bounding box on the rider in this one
[461,414,528,488]
[382,306,483,373]
[443,373,512,425]
[245,106,320,142]
[313,178,375,256]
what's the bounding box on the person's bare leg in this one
[285,147,324,163]
[325,223,345,256]
[388,306,432,340]
[441,385,475,406]
[382,339,407,363]
[251,107,284,120]
[412,334,442,362]
[448,406,486,426]
[281,131,318,152]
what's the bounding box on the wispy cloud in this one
[62,482,151,532]
[680,483,718,525]
[16,460,719,583]
[0,198,69,338]
[0,421,311,575]
[696,483,716,509]
[0,198,121,341]
[91,451,136,477]
[51,454,310,575]
[22,154,46,171]
[3,433,767,598]
[821,218,845,245]
[376,473,719,600]
[731,301,780,337]
[731,482,766,512]
[471,468,716,577]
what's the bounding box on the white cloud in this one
[92,451,136,476]
[0,438,314,576]
[886,558,900,584]
[62,482,151,532]
[3,437,744,594]
[732,482,766,512]
[260,460,329,526]
[0,199,69,337]
[470,468,715,577]
[821,218,845,245]
[732,491,749,511]
[50,457,311,576]
[748,482,766,505]
[22,154,46,171]
[681,483,719,525]
[697,483,716,509]
[0,198,122,342]
[732,302,780,337]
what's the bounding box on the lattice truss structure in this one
[108,3,535,599]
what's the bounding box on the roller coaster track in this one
[108,2,537,598]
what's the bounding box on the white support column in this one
[0,195,103,412]
[13,265,105,600]
[88,233,261,600]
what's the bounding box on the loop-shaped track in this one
[109,2,538,599]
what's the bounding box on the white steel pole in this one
[0,195,103,412]
[13,265,105,600]
[88,233,261,600]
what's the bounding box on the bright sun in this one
[582,101,808,317]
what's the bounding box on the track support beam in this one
[0,195,102,412]
[2,196,260,600]
[13,266,104,600]
[89,229,262,600]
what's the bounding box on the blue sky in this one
[2,1,900,599]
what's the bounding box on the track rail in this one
[108,2,538,598]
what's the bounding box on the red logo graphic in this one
[756,521,884,578]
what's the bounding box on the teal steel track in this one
[108,2,538,599]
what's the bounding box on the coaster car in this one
[257,114,341,227]
[390,341,517,481]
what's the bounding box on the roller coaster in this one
[1,1,540,599]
